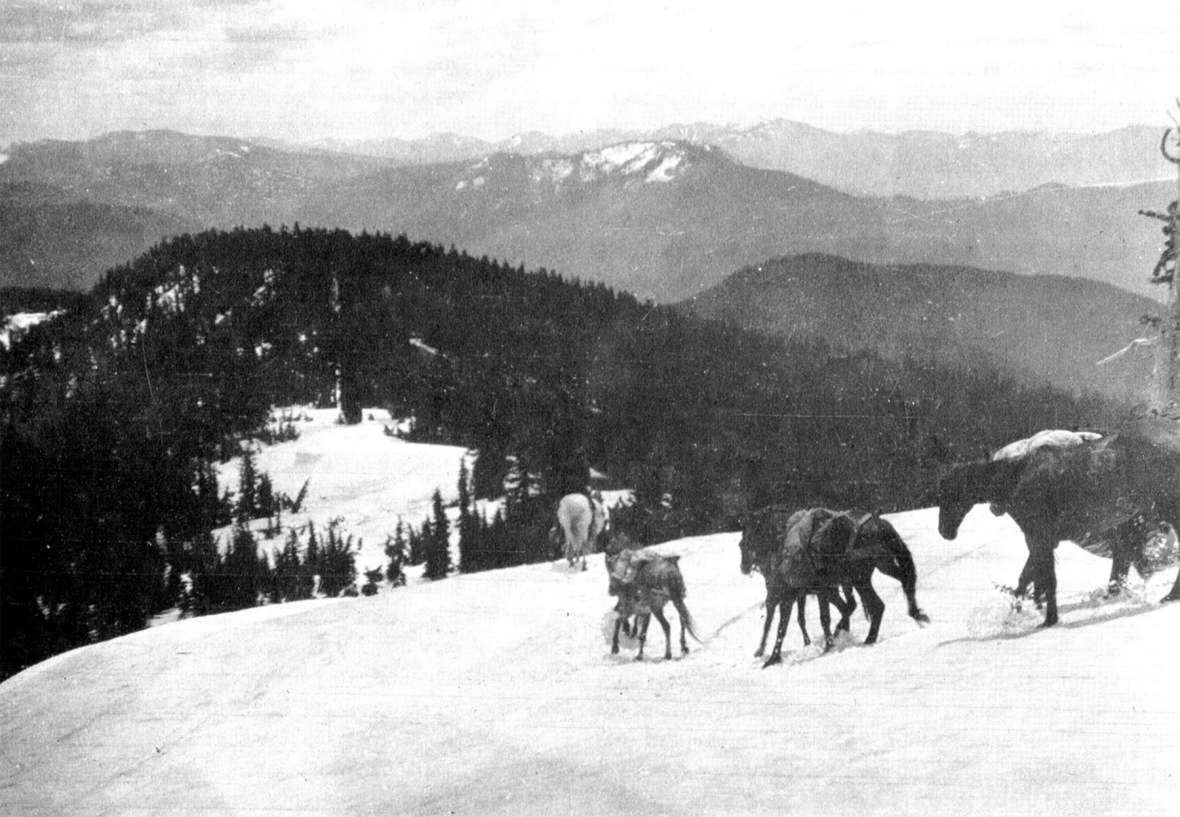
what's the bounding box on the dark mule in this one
[738,506,850,656]
[739,506,928,668]
[937,431,1180,628]
[606,547,700,660]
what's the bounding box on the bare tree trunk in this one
[1150,123,1180,413]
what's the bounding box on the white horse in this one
[556,492,609,571]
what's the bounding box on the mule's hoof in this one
[1038,616,1058,629]
[753,649,764,658]
[611,645,619,655]
[762,653,782,669]
[634,655,644,662]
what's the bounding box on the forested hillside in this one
[686,254,1160,402]
[0,227,1124,678]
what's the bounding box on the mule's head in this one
[936,465,976,541]
[738,529,756,575]
[738,513,771,576]
[604,549,624,595]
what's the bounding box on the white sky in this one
[0,0,1176,145]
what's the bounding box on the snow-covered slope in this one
[216,408,471,576]
[3,457,1178,815]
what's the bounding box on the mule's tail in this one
[672,596,702,644]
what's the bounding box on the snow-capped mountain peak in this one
[454,140,712,194]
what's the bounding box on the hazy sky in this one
[0,0,1175,146]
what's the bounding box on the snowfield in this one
[2,420,1179,816]
[215,408,472,577]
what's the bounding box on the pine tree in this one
[226,524,262,610]
[318,520,357,597]
[302,522,320,596]
[423,489,451,580]
[409,519,428,567]
[237,449,258,522]
[257,472,275,519]
[457,458,479,573]
[272,530,303,601]
[385,520,407,586]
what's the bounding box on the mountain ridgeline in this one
[0,130,1172,302]
[0,227,1126,677]
[297,121,1169,200]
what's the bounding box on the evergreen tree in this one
[409,519,428,567]
[423,489,451,580]
[457,458,480,573]
[257,472,275,519]
[237,450,258,522]
[385,521,408,586]
[226,525,264,609]
[302,522,320,596]
[272,529,303,602]
[318,520,357,597]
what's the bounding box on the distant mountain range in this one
[280,120,1172,199]
[685,254,1159,402]
[0,129,1172,304]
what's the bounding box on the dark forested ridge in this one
[685,254,1161,403]
[0,227,1125,679]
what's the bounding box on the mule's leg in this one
[677,608,690,656]
[635,613,651,660]
[1011,553,1048,611]
[1029,541,1058,627]
[764,589,800,668]
[835,585,856,632]
[756,589,778,657]
[857,583,886,644]
[903,586,929,625]
[651,606,673,660]
[1107,527,1135,596]
[795,595,811,647]
[612,616,624,655]
[817,588,852,651]
[1164,567,1180,604]
[1013,555,1035,598]
[817,592,834,651]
